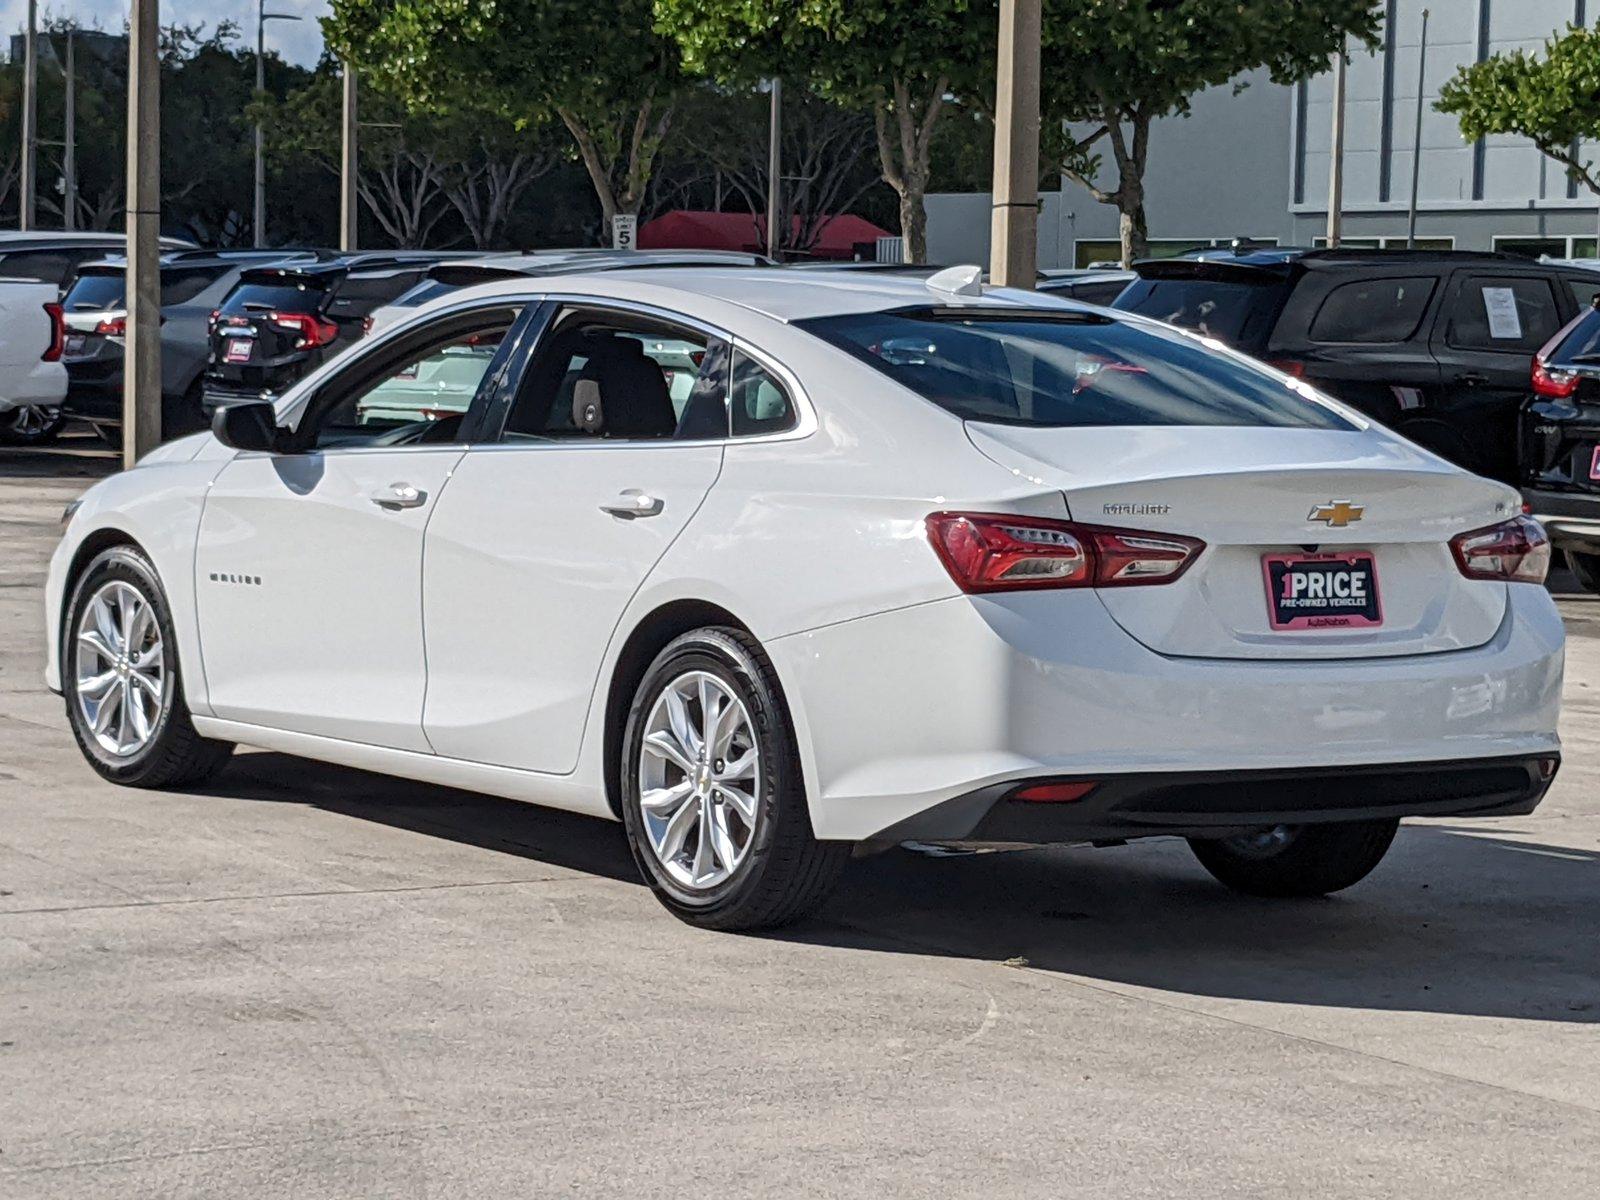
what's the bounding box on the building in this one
[927,0,1599,268]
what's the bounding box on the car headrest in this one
[572,378,604,434]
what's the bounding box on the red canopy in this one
[637,210,892,260]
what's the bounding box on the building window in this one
[1493,235,1597,261]
[1311,236,1455,251]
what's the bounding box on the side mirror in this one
[211,401,285,453]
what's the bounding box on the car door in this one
[420,301,730,774]
[1431,269,1570,481]
[193,301,528,750]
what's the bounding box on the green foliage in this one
[1437,23,1600,195]
[325,0,684,223]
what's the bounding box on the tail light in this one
[95,316,126,337]
[269,311,340,349]
[1011,781,1097,803]
[208,308,221,327]
[1532,317,1584,398]
[926,512,1204,593]
[40,301,64,361]
[1450,516,1550,584]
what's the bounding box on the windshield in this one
[797,309,1354,430]
[1113,277,1285,346]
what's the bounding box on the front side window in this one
[1447,276,1561,352]
[501,309,725,442]
[1309,276,1436,343]
[799,309,1355,431]
[310,325,510,449]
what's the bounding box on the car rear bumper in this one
[1522,487,1600,551]
[876,754,1558,844]
[0,359,67,412]
[768,586,1565,842]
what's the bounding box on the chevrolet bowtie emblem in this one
[1308,500,1365,527]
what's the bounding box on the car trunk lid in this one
[967,421,1515,660]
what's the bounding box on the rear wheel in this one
[1188,819,1399,898]
[1566,550,1600,595]
[620,627,848,930]
[0,405,65,445]
[63,545,233,788]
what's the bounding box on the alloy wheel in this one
[5,406,58,440]
[74,580,165,757]
[636,669,761,890]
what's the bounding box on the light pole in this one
[126,0,160,465]
[340,62,358,251]
[20,0,37,230]
[1326,39,1347,249]
[765,78,781,260]
[254,1,302,247]
[989,0,1042,286]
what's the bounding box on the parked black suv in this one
[1519,294,1600,589]
[58,249,317,447]
[202,252,447,409]
[0,231,196,290]
[1114,246,1600,483]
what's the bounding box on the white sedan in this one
[45,267,1564,929]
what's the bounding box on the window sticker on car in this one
[1483,287,1522,340]
[1390,385,1424,410]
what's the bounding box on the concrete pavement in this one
[3,436,1598,1198]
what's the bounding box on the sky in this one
[2,1,330,66]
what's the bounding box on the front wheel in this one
[0,405,65,445]
[63,545,234,788]
[1188,819,1399,898]
[620,627,848,930]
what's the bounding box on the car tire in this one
[0,405,66,445]
[1187,819,1399,898]
[620,627,848,931]
[63,545,233,788]
[1566,550,1600,595]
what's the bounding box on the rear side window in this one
[0,249,74,285]
[798,310,1354,431]
[1548,308,1600,366]
[63,272,126,311]
[1567,277,1600,310]
[220,277,329,316]
[1447,276,1562,352]
[328,271,429,319]
[1309,276,1436,343]
[159,266,227,306]
[1113,277,1285,347]
[730,351,796,436]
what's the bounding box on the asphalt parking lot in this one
[3,434,1598,1199]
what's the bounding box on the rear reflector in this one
[1011,782,1097,803]
[926,512,1204,593]
[1449,515,1550,584]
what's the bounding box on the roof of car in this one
[238,251,456,280]
[450,265,1089,324]
[1160,245,1544,270]
[0,231,197,249]
[75,249,325,273]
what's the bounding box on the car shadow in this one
[0,432,118,480]
[208,751,1598,1024]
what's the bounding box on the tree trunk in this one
[1118,187,1148,266]
[899,189,928,265]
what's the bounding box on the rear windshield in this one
[1550,307,1600,366]
[1114,277,1285,347]
[797,310,1355,431]
[220,276,329,316]
[63,272,126,312]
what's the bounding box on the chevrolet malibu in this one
[45,267,1564,930]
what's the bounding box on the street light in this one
[254,1,302,247]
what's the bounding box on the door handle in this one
[370,482,427,510]
[1457,372,1489,386]
[600,490,664,519]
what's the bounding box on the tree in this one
[1041,0,1383,265]
[1437,23,1600,201]
[655,0,996,263]
[324,0,683,238]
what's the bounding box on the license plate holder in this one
[1588,445,1600,481]
[63,333,86,356]
[1262,551,1382,631]
[223,336,253,364]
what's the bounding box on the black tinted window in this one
[1549,308,1600,365]
[220,278,328,316]
[1448,276,1561,352]
[1567,277,1600,310]
[1114,277,1284,347]
[799,311,1354,431]
[1309,276,1435,343]
[63,272,125,311]
[160,266,227,306]
[328,271,428,318]
[0,250,73,285]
